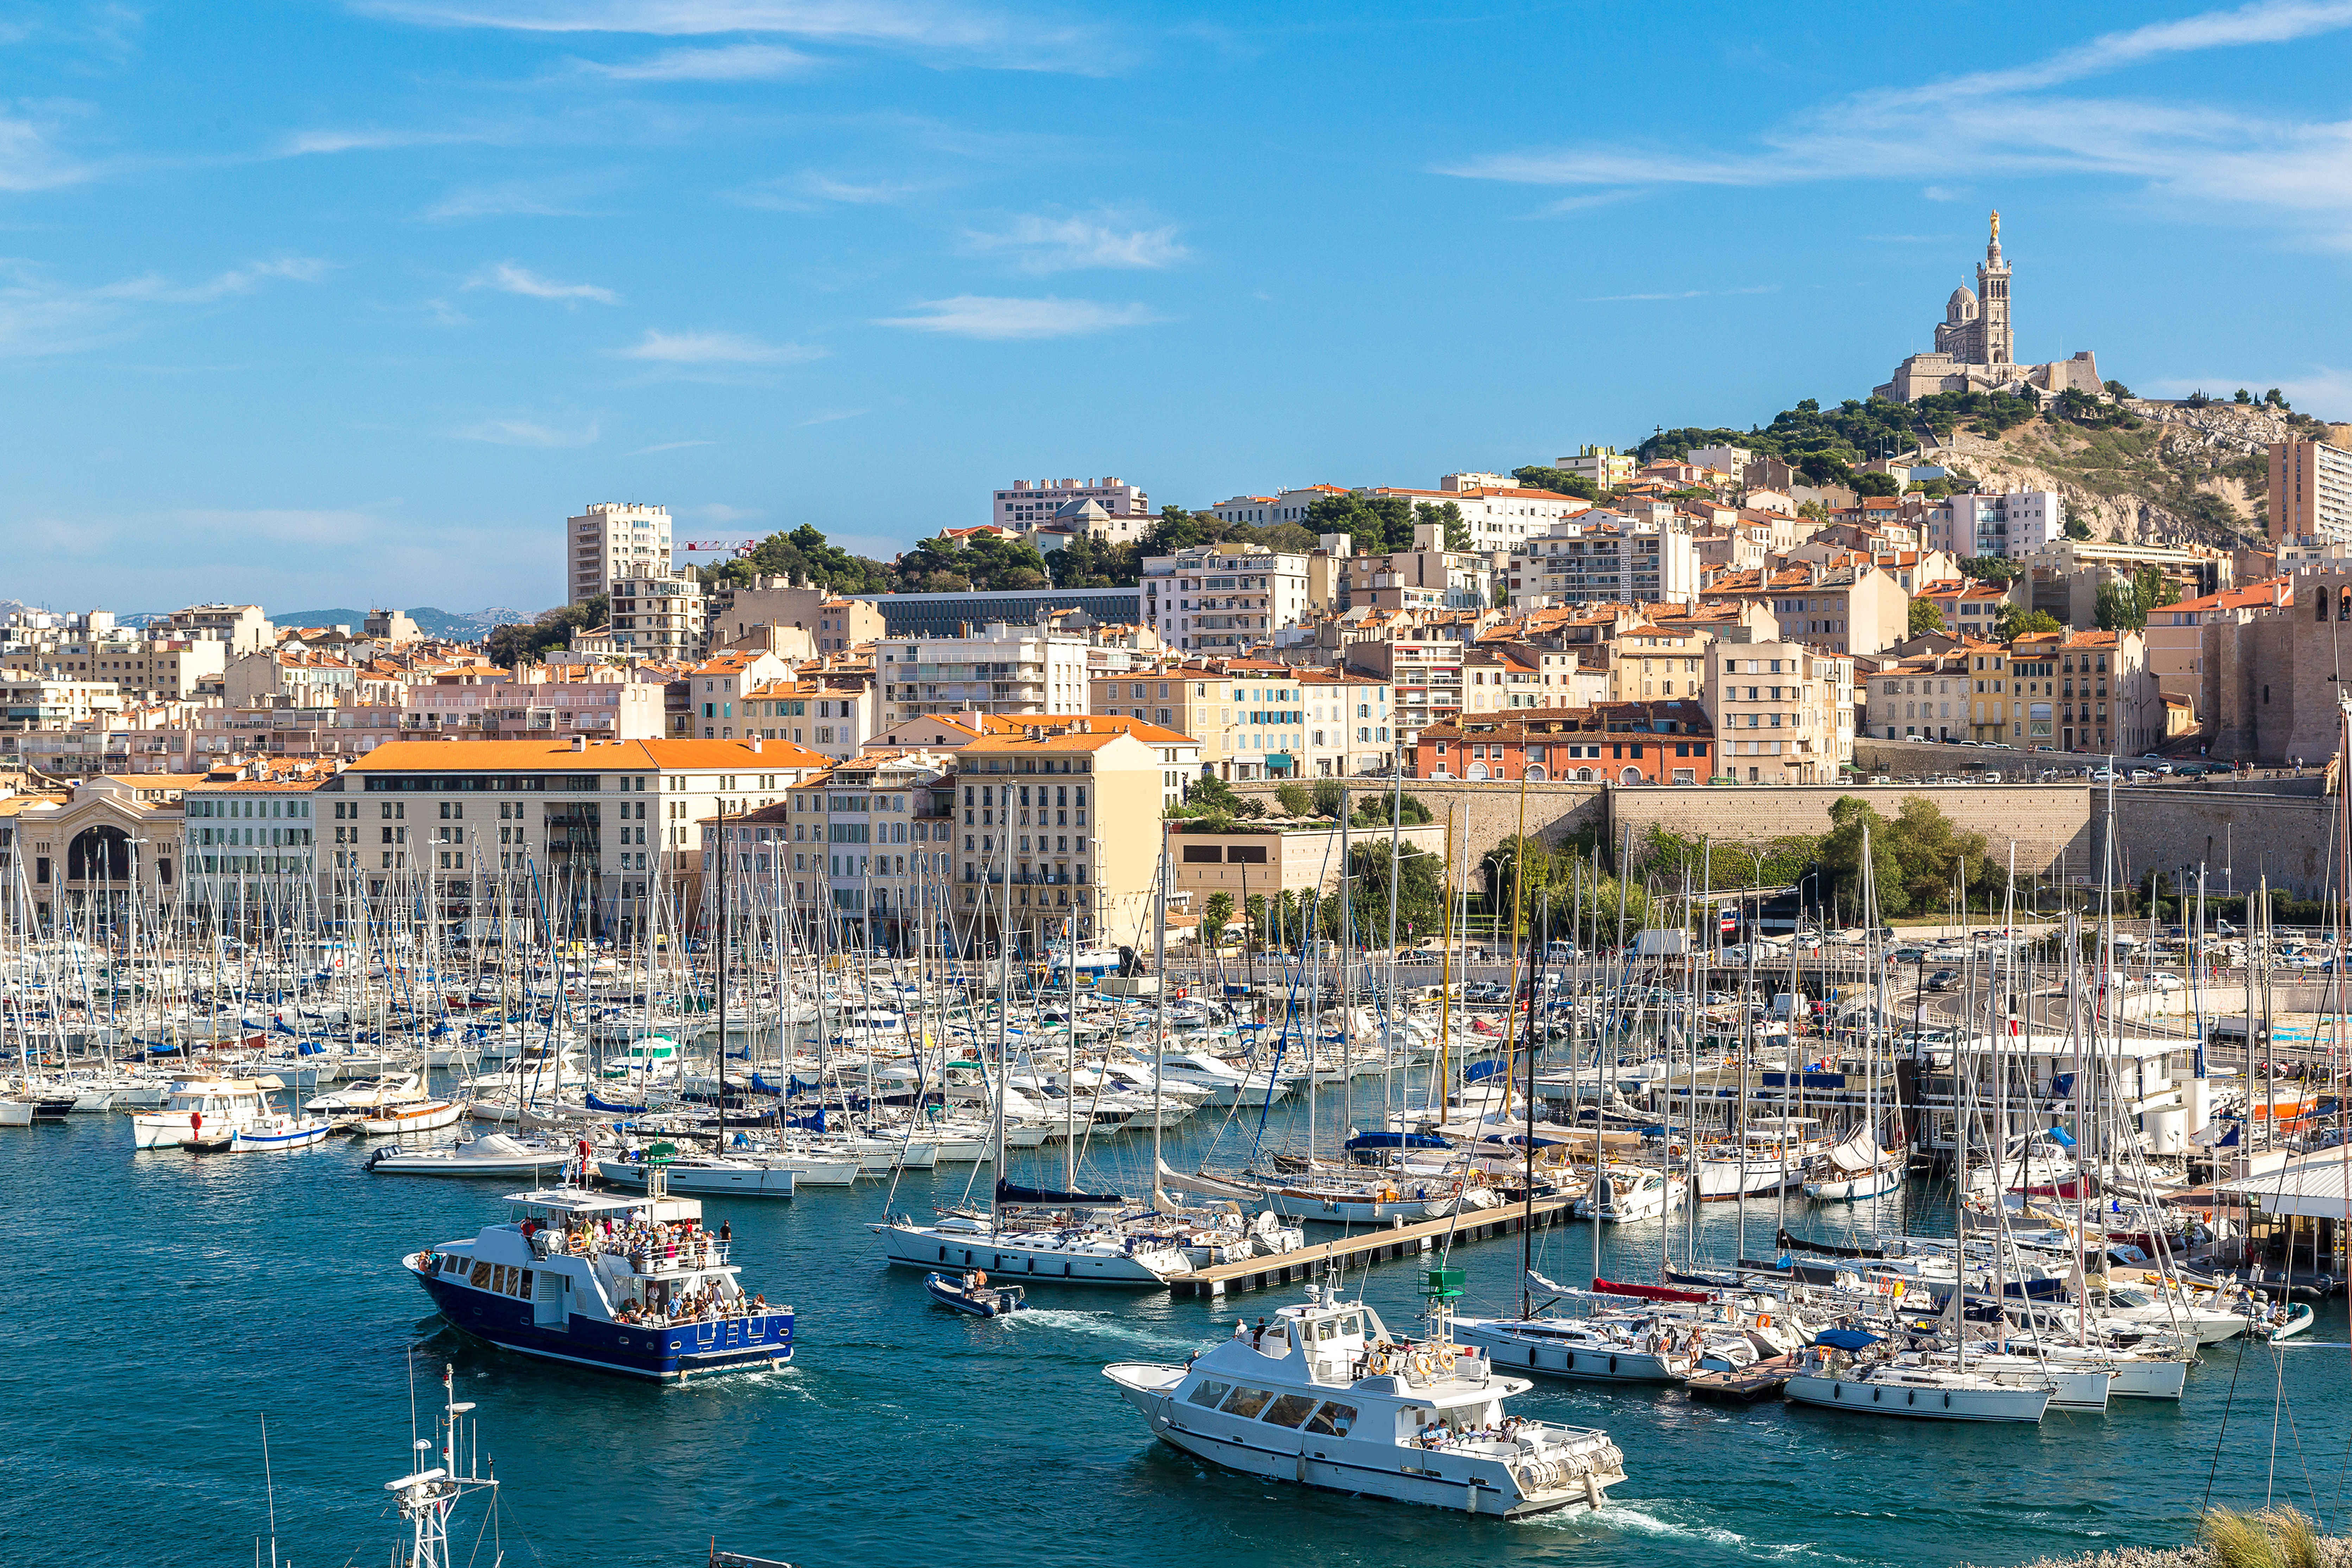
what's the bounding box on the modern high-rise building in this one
[2268,440,2352,545]
[568,503,672,606]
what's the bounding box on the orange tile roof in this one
[347,738,829,771]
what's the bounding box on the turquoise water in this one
[8,1112,2347,1568]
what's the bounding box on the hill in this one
[267,606,531,640]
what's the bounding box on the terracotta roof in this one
[346,738,829,771]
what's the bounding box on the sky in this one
[4,0,2351,615]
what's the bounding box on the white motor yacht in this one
[368,1131,578,1177]
[1571,1166,1687,1223]
[1784,1337,2052,1423]
[1104,1286,1626,1517]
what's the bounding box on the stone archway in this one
[68,824,133,881]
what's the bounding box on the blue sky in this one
[4,0,2349,614]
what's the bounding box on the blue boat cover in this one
[1815,1328,1880,1351]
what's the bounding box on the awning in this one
[2218,1157,2352,1219]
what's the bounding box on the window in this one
[1188,1380,1233,1409]
[1262,1393,1319,1427]
[1304,1402,1358,1437]
[1219,1387,1275,1419]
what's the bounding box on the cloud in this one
[0,258,328,358]
[797,407,868,425]
[576,42,817,79]
[349,0,1113,71]
[277,127,469,157]
[466,261,619,304]
[452,416,600,447]
[875,294,1161,339]
[1578,284,1778,303]
[961,210,1189,274]
[2148,365,2352,413]
[617,328,823,363]
[0,110,88,192]
[423,178,602,220]
[1439,0,2352,243]
[730,170,923,210]
[625,438,718,454]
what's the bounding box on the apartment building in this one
[741,672,880,759]
[1702,629,1853,784]
[1698,559,1910,658]
[2268,439,2352,545]
[1296,669,1397,777]
[164,603,277,653]
[865,711,1198,813]
[1505,516,1698,608]
[1560,445,1638,488]
[1344,635,1465,750]
[1338,525,1494,612]
[719,753,956,954]
[1366,477,1593,553]
[1874,644,1983,742]
[183,773,323,923]
[608,569,706,659]
[877,622,1094,726]
[949,718,1175,954]
[569,502,673,606]
[1916,577,2021,638]
[2144,577,2292,707]
[1923,490,2064,558]
[1142,543,1311,654]
[992,476,1149,530]
[1608,621,1713,702]
[1208,485,1353,529]
[323,735,828,934]
[0,678,125,733]
[1413,701,1715,784]
[684,652,794,739]
[403,672,667,740]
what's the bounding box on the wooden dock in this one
[1166,1199,1578,1298]
[1685,1353,1795,1402]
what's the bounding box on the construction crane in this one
[681,539,758,558]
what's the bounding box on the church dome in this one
[1945,285,1979,323]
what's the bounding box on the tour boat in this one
[1103,1282,1627,1517]
[130,1076,280,1150]
[403,1177,792,1381]
[877,1209,1192,1286]
[368,1131,578,1177]
[356,1098,467,1136]
[1782,1333,2052,1423]
[925,1271,1028,1316]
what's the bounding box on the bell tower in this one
[1975,210,2012,366]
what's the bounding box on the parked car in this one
[1927,968,1960,992]
[1892,946,1926,963]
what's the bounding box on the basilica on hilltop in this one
[1872,212,2104,403]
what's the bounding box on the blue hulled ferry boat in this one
[404,1172,793,1382]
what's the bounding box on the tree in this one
[2095,570,2171,633]
[1995,603,2062,641]
[1510,465,1600,502]
[1480,834,1556,920]
[1048,533,1140,589]
[1332,841,1445,948]
[2234,388,2253,405]
[1200,892,1234,943]
[1274,782,1313,817]
[1909,599,1946,638]
[962,533,1053,590]
[1314,778,1431,826]
[705,524,891,595]
[1960,556,2023,585]
[2061,505,2093,541]
[2103,379,2133,399]
[1169,772,1245,823]
[1819,796,1908,916]
[486,595,606,666]
[1415,501,1471,551]
[1304,492,1417,555]
[1850,470,1900,498]
[2265,387,2291,410]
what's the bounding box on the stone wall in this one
[1605,784,2097,878]
[1232,778,1606,861]
[2105,788,2341,897]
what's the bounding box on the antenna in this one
[260,1415,279,1568]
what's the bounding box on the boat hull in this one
[409,1259,791,1382]
[1784,1373,2050,1422]
[1455,1320,1686,1383]
[877,1221,1184,1286]
[597,1160,797,1197]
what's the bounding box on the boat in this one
[368,1131,579,1177]
[354,1098,467,1136]
[385,1361,500,1568]
[225,1111,332,1152]
[2259,1300,2315,1341]
[130,1076,282,1150]
[1102,1278,1626,1517]
[925,1270,1028,1316]
[1570,1165,1686,1223]
[598,1145,797,1197]
[402,1174,792,1381]
[1782,1330,2052,1423]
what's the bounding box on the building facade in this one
[2268,439,2352,545]
[1142,544,1311,655]
[568,502,674,606]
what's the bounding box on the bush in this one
[1275,782,1313,817]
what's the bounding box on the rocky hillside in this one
[1930,401,2352,552]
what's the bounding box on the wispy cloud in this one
[2148,365,2352,413]
[625,438,717,454]
[961,209,1189,274]
[0,110,89,192]
[1579,284,1778,303]
[618,328,823,363]
[277,127,469,157]
[730,170,923,210]
[452,416,600,447]
[350,0,1115,72]
[575,42,817,80]
[1440,0,2352,243]
[0,258,328,358]
[423,176,607,222]
[797,407,868,425]
[466,261,619,304]
[876,295,1161,340]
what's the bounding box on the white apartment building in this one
[992,476,1149,530]
[1208,486,1351,527]
[1369,476,1593,553]
[1506,516,1699,608]
[1142,544,1311,654]
[608,569,706,658]
[1924,490,2063,558]
[403,675,667,740]
[1703,629,1854,784]
[184,775,321,922]
[1688,444,1752,476]
[569,502,674,606]
[164,604,277,653]
[2269,439,2352,545]
[876,623,1094,726]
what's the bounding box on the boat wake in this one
[1005,1308,1202,1355]
[1571,1503,1866,1562]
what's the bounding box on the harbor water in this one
[8,1109,2346,1567]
